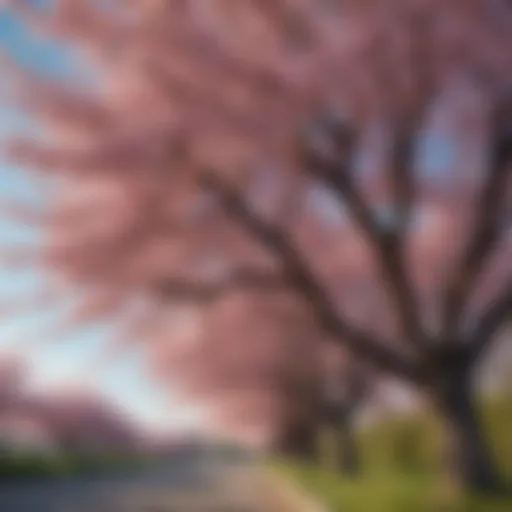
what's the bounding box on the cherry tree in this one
[1,0,511,492]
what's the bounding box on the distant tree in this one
[151,291,322,460]
[0,356,26,413]
[1,0,511,492]
[321,347,373,476]
[29,391,142,453]
[0,358,141,452]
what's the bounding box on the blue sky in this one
[0,8,201,435]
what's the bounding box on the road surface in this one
[0,450,274,511]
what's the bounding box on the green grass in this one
[276,461,512,512]
[0,449,152,481]
[275,393,512,512]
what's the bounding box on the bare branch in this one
[303,126,428,352]
[389,5,436,235]
[442,114,512,342]
[468,282,512,364]
[390,128,416,235]
[199,170,424,384]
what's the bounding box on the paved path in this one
[0,451,275,512]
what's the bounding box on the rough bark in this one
[433,366,502,493]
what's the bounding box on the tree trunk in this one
[276,416,319,462]
[433,369,502,494]
[334,416,360,477]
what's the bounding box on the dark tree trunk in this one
[276,416,319,462]
[334,416,360,477]
[433,367,502,494]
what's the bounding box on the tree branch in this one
[441,115,512,342]
[390,128,416,235]
[468,283,512,364]
[303,127,428,352]
[199,170,425,384]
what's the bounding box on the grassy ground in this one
[0,449,151,481]
[276,393,512,511]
